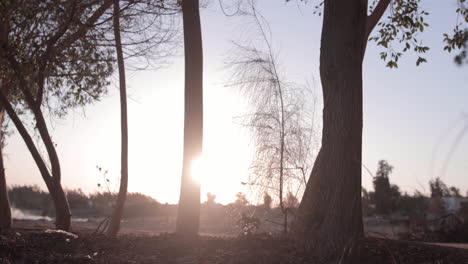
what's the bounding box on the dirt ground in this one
[2,226,468,264]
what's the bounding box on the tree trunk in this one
[49,181,71,230]
[28,108,71,231]
[0,89,71,231]
[294,0,367,262]
[0,106,12,230]
[176,0,203,236]
[107,0,129,237]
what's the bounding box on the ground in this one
[2,227,468,264]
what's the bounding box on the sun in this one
[191,156,206,183]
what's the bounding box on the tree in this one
[234,192,249,206]
[1,0,175,232]
[288,0,422,260]
[107,0,129,238]
[0,92,11,229]
[176,0,204,236]
[371,160,400,216]
[0,0,115,231]
[429,177,450,198]
[227,0,317,235]
[288,0,468,260]
[263,192,272,210]
[449,186,462,197]
[429,177,462,198]
[284,191,299,209]
[443,2,468,65]
[206,192,216,206]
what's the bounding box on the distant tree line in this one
[362,160,466,219]
[8,186,159,219]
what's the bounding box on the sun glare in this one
[191,156,205,183]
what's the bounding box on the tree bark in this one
[293,0,367,262]
[0,104,12,230]
[176,0,203,236]
[107,0,129,237]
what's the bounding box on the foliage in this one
[371,160,401,215]
[398,191,427,218]
[0,0,115,116]
[236,212,261,236]
[443,0,468,65]
[263,192,272,210]
[429,177,462,198]
[234,192,249,206]
[291,0,468,66]
[368,0,429,68]
[8,185,159,219]
[206,192,217,206]
[67,189,91,210]
[8,185,53,216]
[283,191,299,209]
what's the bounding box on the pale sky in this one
[3,0,468,204]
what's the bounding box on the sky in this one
[3,0,468,205]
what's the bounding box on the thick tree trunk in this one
[0,107,12,230]
[107,0,129,237]
[176,0,203,236]
[294,0,367,262]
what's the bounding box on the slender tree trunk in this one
[294,0,367,262]
[50,182,71,230]
[107,0,129,237]
[0,104,12,230]
[0,89,71,231]
[176,0,203,236]
[33,108,71,231]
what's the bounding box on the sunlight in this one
[191,156,205,183]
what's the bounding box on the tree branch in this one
[37,0,79,105]
[55,0,114,55]
[366,0,391,39]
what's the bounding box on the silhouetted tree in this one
[449,186,462,197]
[284,191,299,209]
[206,192,216,206]
[228,0,317,235]
[176,0,204,236]
[0,0,116,230]
[234,192,249,206]
[430,177,450,198]
[0,0,176,231]
[107,0,129,238]
[429,177,462,198]
[263,192,272,210]
[291,0,467,260]
[372,160,400,215]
